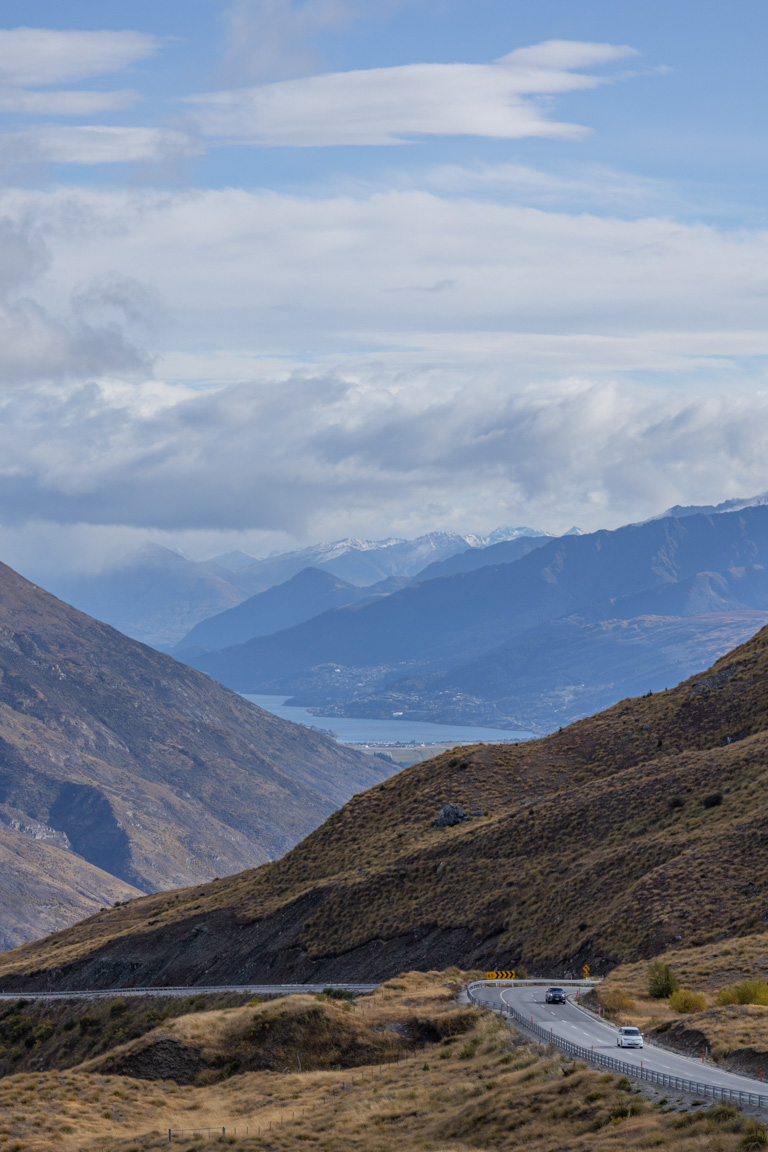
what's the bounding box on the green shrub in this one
[34,1022,54,1043]
[648,961,679,999]
[669,988,707,1013]
[718,979,768,1007]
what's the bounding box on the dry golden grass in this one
[85,972,473,1081]
[598,934,768,1061]
[0,973,762,1152]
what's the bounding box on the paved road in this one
[472,981,768,1102]
[0,983,378,1001]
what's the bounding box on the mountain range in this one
[40,529,540,647]
[0,560,387,951]
[4,620,768,987]
[174,567,400,655]
[182,505,768,731]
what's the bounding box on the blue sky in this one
[0,0,767,574]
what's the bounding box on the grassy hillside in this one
[4,621,768,987]
[0,973,755,1152]
[0,559,385,948]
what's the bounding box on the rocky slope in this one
[0,560,386,948]
[5,622,768,987]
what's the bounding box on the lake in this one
[243,694,537,745]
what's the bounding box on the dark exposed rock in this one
[433,804,468,828]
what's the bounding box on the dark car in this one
[545,986,567,1004]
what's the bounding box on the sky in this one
[0,0,767,575]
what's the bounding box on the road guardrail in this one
[0,983,378,1000]
[467,981,768,1111]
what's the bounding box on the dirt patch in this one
[98,1035,203,1084]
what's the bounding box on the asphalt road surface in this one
[0,984,378,1001]
[473,981,768,1100]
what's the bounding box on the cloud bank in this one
[187,40,637,146]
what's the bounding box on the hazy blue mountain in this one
[209,550,259,571]
[186,508,768,728]
[43,544,264,648]
[33,528,544,649]
[174,567,375,653]
[375,565,768,730]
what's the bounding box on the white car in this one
[617,1026,643,1048]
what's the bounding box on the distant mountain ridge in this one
[184,506,768,732]
[652,491,768,520]
[35,527,544,646]
[218,528,553,590]
[174,567,378,654]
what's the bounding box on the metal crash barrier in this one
[467,981,768,1111]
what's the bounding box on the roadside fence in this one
[467,982,768,1111]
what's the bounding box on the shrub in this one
[703,792,723,808]
[708,1101,739,1123]
[669,988,707,1013]
[648,961,679,999]
[34,1022,54,1043]
[668,796,685,810]
[718,979,768,1007]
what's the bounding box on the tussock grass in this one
[87,972,474,1082]
[0,973,758,1152]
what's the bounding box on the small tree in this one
[647,960,679,999]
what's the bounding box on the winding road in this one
[470,980,768,1108]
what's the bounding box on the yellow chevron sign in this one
[485,970,516,980]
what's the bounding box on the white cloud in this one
[0,27,158,87]
[0,126,199,165]
[0,182,767,551]
[0,373,767,551]
[0,216,154,386]
[419,161,663,212]
[186,40,637,146]
[500,40,637,70]
[0,88,140,114]
[17,185,768,359]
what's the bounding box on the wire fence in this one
[467,982,768,1111]
[166,1062,406,1141]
